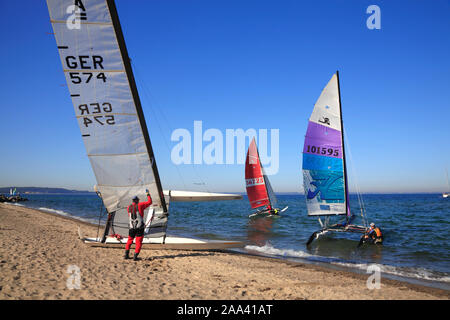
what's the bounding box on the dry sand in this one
[0,203,448,300]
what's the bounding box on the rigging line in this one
[132,62,209,193]
[446,168,450,192]
[190,162,211,193]
[96,201,106,241]
[135,64,210,194]
[131,63,188,191]
[131,61,212,192]
[343,127,368,227]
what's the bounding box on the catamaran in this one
[302,71,373,246]
[245,137,287,218]
[46,0,243,250]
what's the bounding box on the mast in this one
[256,142,272,208]
[336,71,350,218]
[446,169,450,192]
[106,0,167,213]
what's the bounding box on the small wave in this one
[245,244,312,258]
[36,206,99,225]
[5,203,96,225]
[38,207,71,217]
[3,202,25,207]
[245,243,450,284]
[331,261,450,283]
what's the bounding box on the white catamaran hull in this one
[248,206,288,218]
[79,226,244,250]
[82,236,244,250]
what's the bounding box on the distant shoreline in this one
[14,192,95,195]
[1,187,446,197]
[0,187,93,195]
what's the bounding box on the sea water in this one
[7,193,449,289]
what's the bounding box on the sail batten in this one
[302,73,347,216]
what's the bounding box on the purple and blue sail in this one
[302,73,349,216]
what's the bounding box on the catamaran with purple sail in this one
[302,72,378,246]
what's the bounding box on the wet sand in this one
[0,203,448,300]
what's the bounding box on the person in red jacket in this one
[124,190,152,261]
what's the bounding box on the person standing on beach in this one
[124,190,152,261]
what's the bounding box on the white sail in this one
[261,168,277,208]
[47,0,169,240]
[47,0,247,244]
[165,190,242,202]
[309,74,341,131]
[47,0,166,213]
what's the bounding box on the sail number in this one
[70,72,106,84]
[306,145,339,157]
[79,102,115,127]
[246,177,264,187]
[66,55,107,84]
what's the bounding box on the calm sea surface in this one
[7,193,449,289]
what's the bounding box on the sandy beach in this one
[0,203,448,300]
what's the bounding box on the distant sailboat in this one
[443,170,450,198]
[47,0,243,250]
[302,72,374,246]
[245,138,287,217]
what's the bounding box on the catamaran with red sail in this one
[245,138,288,218]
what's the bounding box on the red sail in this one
[245,138,270,209]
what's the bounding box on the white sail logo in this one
[248,155,258,165]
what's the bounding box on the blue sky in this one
[0,0,449,193]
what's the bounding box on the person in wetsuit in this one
[124,190,153,261]
[363,222,383,244]
[266,204,279,215]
